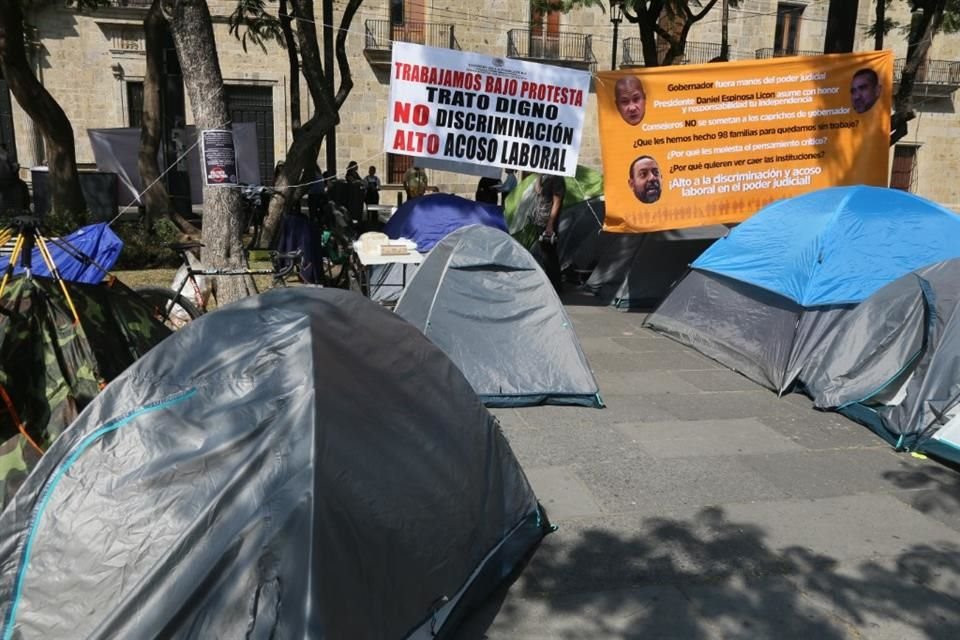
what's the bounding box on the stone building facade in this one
[2,0,958,208]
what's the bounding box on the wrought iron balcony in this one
[364,20,459,68]
[507,30,596,72]
[893,58,960,95]
[621,39,725,67]
[755,47,823,59]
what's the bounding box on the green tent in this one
[503,165,604,248]
[0,276,170,508]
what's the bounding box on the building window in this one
[387,153,413,185]
[390,0,403,25]
[224,85,275,185]
[890,144,918,192]
[774,3,804,55]
[127,81,144,129]
[530,1,561,58]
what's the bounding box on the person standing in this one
[493,168,517,205]
[533,173,565,291]
[403,165,429,200]
[475,176,500,204]
[363,166,381,205]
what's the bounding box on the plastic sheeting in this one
[383,194,506,253]
[396,225,602,408]
[0,223,122,284]
[0,288,549,639]
[693,186,960,306]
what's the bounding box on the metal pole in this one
[611,19,620,70]
[323,0,336,174]
[721,0,729,61]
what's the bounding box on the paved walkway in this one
[486,296,960,639]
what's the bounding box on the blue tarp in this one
[383,194,507,253]
[693,186,960,306]
[0,223,123,284]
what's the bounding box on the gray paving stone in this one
[722,495,960,562]
[487,585,697,640]
[757,413,890,450]
[577,336,639,354]
[639,390,806,421]
[610,335,679,352]
[741,448,931,499]
[781,555,960,640]
[524,466,605,519]
[616,418,806,458]
[588,351,721,373]
[675,369,765,392]
[499,421,644,467]
[594,370,702,396]
[575,456,788,514]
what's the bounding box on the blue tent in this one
[647,186,960,392]
[383,194,507,252]
[0,223,122,285]
[693,186,960,306]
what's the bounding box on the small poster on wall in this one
[201,129,239,187]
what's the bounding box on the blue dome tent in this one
[646,186,960,393]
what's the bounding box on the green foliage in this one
[41,208,89,237]
[228,0,287,54]
[113,217,181,269]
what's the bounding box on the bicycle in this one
[136,241,302,329]
[314,202,366,292]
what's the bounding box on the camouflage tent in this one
[0,276,170,508]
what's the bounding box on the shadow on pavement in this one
[485,507,960,639]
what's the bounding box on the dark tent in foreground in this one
[796,259,960,461]
[0,275,170,508]
[0,288,550,639]
[646,186,960,392]
[396,225,602,408]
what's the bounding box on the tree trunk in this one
[258,0,356,248]
[824,0,860,53]
[279,0,301,132]
[165,0,253,302]
[891,1,947,145]
[0,0,86,223]
[623,0,663,67]
[140,0,198,235]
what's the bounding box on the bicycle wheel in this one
[319,230,355,289]
[136,286,203,330]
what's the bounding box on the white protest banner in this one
[385,42,590,177]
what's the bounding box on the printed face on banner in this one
[596,51,893,233]
[384,42,592,177]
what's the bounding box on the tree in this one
[0,0,100,222]
[163,0,253,304]
[231,0,362,248]
[890,0,951,144]
[138,0,199,235]
[534,1,732,67]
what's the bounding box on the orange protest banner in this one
[597,51,893,233]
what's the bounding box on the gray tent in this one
[583,226,727,309]
[797,259,960,461]
[396,225,602,408]
[0,288,550,639]
[645,269,857,393]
